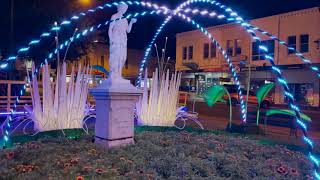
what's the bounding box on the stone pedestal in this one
[90,78,142,149]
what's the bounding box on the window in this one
[210,43,217,58]
[235,39,242,55]
[182,47,187,60]
[188,46,193,60]
[300,34,309,53]
[203,43,209,59]
[287,36,296,54]
[227,40,234,56]
[252,40,275,61]
[100,56,105,67]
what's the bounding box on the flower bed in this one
[0,127,315,179]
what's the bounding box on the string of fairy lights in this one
[0,0,171,147]
[0,0,319,178]
[0,0,170,147]
[136,0,319,178]
[1,9,164,148]
[172,0,315,138]
[171,0,319,178]
[246,30,320,179]
[180,8,313,141]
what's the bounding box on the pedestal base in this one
[90,77,141,149]
[95,136,134,149]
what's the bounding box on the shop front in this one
[180,72,232,94]
[242,67,319,107]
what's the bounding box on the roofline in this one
[176,6,319,37]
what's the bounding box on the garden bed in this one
[0,127,314,179]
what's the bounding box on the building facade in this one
[176,7,320,107]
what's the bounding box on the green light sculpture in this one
[256,83,275,125]
[203,85,232,128]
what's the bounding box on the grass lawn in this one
[0,127,314,179]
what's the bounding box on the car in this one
[223,85,274,108]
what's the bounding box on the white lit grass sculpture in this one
[25,62,91,132]
[137,68,181,127]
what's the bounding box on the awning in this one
[183,62,199,72]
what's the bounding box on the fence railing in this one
[0,80,99,113]
[0,80,189,113]
[0,80,33,112]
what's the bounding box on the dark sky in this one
[0,0,319,59]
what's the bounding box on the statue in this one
[108,4,137,80]
[90,4,142,149]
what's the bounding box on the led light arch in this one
[0,0,173,147]
[1,10,165,148]
[174,1,319,178]
[170,3,316,129]
[136,0,251,123]
[0,0,172,147]
[135,15,247,123]
[1,1,319,178]
[175,9,313,134]
[165,1,319,145]
[136,1,319,178]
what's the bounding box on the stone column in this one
[90,78,142,149]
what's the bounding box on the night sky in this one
[0,0,319,59]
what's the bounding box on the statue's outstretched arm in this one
[127,18,137,33]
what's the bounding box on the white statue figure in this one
[108,4,137,80]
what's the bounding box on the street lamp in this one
[79,0,91,6]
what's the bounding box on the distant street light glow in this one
[79,0,91,6]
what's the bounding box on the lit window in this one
[203,43,209,59]
[287,36,296,54]
[252,40,275,61]
[182,47,187,60]
[235,39,242,55]
[300,34,309,53]
[227,40,234,56]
